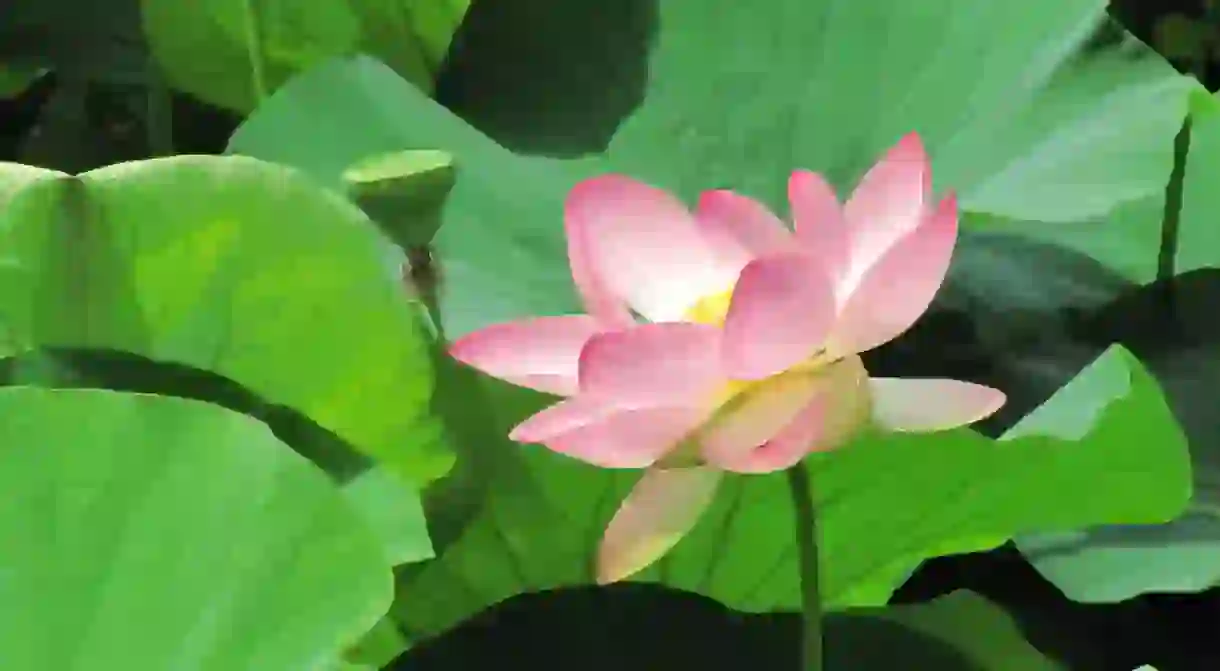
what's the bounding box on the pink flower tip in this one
[894,131,926,157]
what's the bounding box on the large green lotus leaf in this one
[141,0,469,112]
[231,2,1188,340]
[448,0,1187,287]
[441,0,1184,287]
[1010,92,1220,604]
[0,347,435,568]
[0,388,391,670]
[1017,514,1220,604]
[0,157,449,486]
[598,3,1183,221]
[1013,330,1220,603]
[390,345,1189,641]
[342,465,434,566]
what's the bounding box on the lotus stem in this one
[786,463,823,670]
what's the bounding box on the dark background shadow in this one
[389,583,1017,671]
[433,0,657,158]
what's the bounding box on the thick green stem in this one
[242,0,268,103]
[786,464,823,670]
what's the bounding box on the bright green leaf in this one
[1012,344,1213,602]
[392,345,1190,640]
[141,0,469,112]
[0,156,451,487]
[0,388,392,670]
[344,466,434,566]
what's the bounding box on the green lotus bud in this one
[342,149,456,248]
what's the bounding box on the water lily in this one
[450,133,1005,583]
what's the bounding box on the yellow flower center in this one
[683,288,735,327]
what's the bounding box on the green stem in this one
[1157,117,1190,283]
[786,464,823,670]
[1155,0,1211,288]
[242,0,268,103]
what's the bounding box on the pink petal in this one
[566,200,635,329]
[789,170,850,283]
[829,194,958,355]
[449,316,605,395]
[579,322,724,403]
[870,377,1006,432]
[699,371,825,466]
[695,189,793,270]
[706,394,828,473]
[509,396,709,468]
[843,133,930,281]
[597,466,723,584]
[704,356,870,473]
[565,175,737,322]
[722,253,837,380]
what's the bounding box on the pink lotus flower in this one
[450,133,1005,583]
